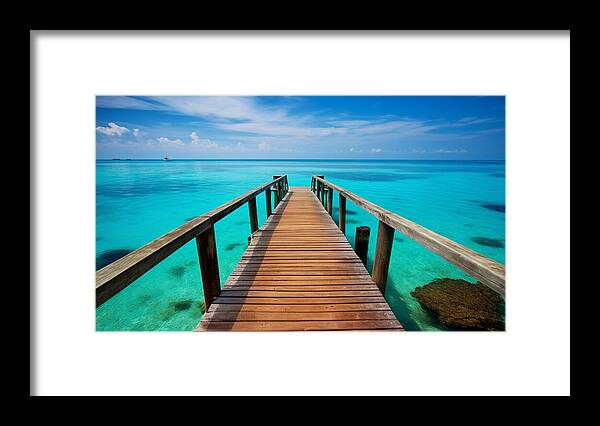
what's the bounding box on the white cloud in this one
[157,137,184,146]
[370,148,383,153]
[96,122,129,136]
[133,128,142,137]
[190,131,218,148]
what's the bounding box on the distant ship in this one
[163,153,169,161]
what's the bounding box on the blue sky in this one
[96,96,505,160]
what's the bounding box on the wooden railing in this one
[96,175,289,308]
[311,175,506,296]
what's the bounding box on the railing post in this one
[311,177,315,192]
[196,224,220,310]
[248,196,258,233]
[317,175,324,204]
[372,220,395,295]
[339,194,346,233]
[273,175,281,206]
[266,188,272,217]
[327,187,333,216]
[355,226,370,267]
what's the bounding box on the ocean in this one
[96,160,505,331]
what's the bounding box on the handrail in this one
[96,175,288,307]
[312,175,505,295]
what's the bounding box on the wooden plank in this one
[203,303,393,312]
[223,285,381,291]
[209,296,387,305]
[199,320,403,331]
[202,310,398,322]
[218,290,384,298]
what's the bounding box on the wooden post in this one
[266,188,272,217]
[273,176,281,206]
[248,196,258,233]
[372,220,395,294]
[311,177,315,192]
[327,187,333,216]
[317,176,325,204]
[339,194,346,234]
[355,226,370,267]
[196,224,220,310]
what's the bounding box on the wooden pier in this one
[96,174,506,332]
[198,187,402,331]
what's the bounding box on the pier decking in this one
[197,187,403,331]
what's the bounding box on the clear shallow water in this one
[96,160,505,331]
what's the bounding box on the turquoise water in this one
[96,160,505,331]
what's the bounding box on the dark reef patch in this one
[169,265,187,278]
[394,236,405,243]
[411,278,505,331]
[172,300,193,311]
[347,218,360,224]
[161,299,205,321]
[471,236,505,248]
[481,203,505,213]
[96,248,133,270]
[225,242,243,251]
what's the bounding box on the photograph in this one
[95,96,506,332]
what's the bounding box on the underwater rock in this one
[481,203,505,213]
[225,242,243,251]
[394,236,405,243]
[172,300,193,311]
[169,265,187,278]
[96,248,133,270]
[411,278,504,331]
[471,236,505,248]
